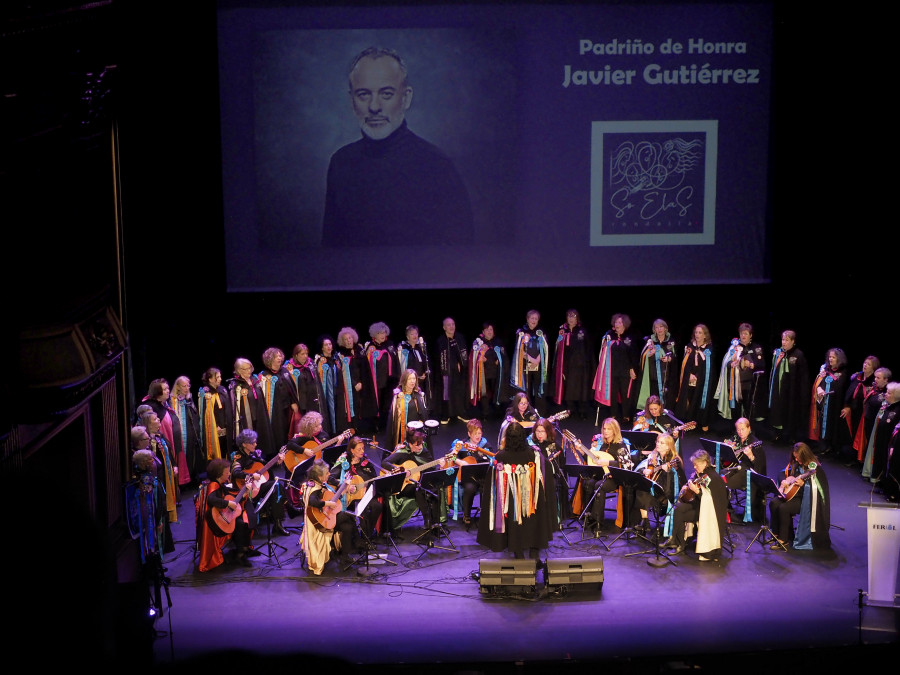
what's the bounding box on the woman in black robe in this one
[808,347,849,456]
[674,324,715,431]
[477,422,554,560]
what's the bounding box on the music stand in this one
[566,464,612,550]
[321,445,346,468]
[413,468,459,559]
[252,478,288,566]
[371,472,406,559]
[342,486,398,575]
[618,472,677,566]
[699,438,739,475]
[744,471,785,552]
[545,450,575,544]
[604,466,654,549]
[455,461,490,528]
[622,430,659,458]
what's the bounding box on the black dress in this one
[477,426,554,557]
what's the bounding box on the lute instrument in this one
[562,429,616,474]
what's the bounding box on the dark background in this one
[4,0,888,417]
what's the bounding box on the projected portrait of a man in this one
[322,47,474,247]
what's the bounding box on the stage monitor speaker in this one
[545,556,604,591]
[478,559,537,591]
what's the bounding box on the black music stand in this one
[618,472,677,566]
[566,464,612,550]
[321,445,346,468]
[605,466,654,549]
[413,468,459,559]
[254,479,288,566]
[342,486,399,575]
[371,472,406,559]
[622,430,659,458]
[745,471,784,552]
[545,450,575,544]
[699,437,739,475]
[456,461,491,529]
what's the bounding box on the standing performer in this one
[552,309,593,420]
[674,324,715,432]
[666,449,728,562]
[315,335,350,437]
[139,379,186,485]
[808,348,849,456]
[198,367,233,462]
[258,347,300,456]
[863,382,900,484]
[436,317,469,424]
[398,325,433,414]
[770,443,830,550]
[387,369,429,449]
[228,357,274,457]
[287,344,321,421]
[360,322,400,434]
[715,323,767,422]
[469,322,507,420]
[841,357,880,460]
[170,375,202,483]
[511,310,550,417]
[845,365,889,463]
[768,330,811,444]
[137,408,177,553]
[336,328,365,430]
[636,318,678,411]
[593,313,640,426]
[477,422,554,560]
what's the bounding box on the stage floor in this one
[150,417,899,671]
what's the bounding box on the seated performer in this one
[477,421,554,560]
[329,436,384,542]
[302,460,359,575]
[571,417,634,531]
[666,449,728,561]
[633,395,683,436]
[722,417,767,522]
[498,392,539,446]
[231,429,288,536]
[381,430,451,535]
[635,433,686,534]
[769,443,830,550]
[198,458,259,569]
[450,419,495,525]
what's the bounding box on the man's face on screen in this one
[350,56,412,141]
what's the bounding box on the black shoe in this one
[246,548,262,558]
[667,544,686,555]
[274,521,290,537]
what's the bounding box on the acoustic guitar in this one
[307,479,351,532]
[211,448,286,532]
[780,465,817,501]
[678,472,711,503]
[284,428,354,472]
[393,451,459,490]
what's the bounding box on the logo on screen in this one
[590,120,717,247]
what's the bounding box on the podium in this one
[857,501,900,607]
